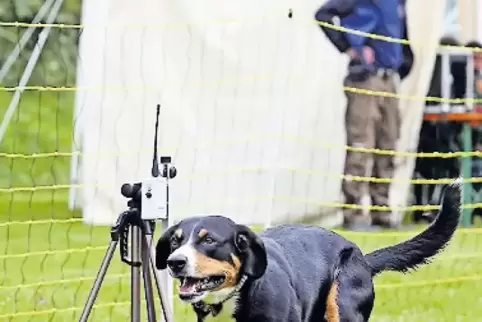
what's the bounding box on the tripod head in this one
[119,156,177,217]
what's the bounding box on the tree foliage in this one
[0,0,81,86]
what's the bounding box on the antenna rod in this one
[151,104,161,177]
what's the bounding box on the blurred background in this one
[1,0,482,321]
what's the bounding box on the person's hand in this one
[346,47,375,64]
[346,48,358,59]
[361,46,375,64]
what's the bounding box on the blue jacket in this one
[315,0,412,77]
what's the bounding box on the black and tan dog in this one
[156,180,461,321]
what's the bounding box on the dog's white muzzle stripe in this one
[167,244,197,276]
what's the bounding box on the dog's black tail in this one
[365,179,462,276]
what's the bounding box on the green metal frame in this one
[460,122,482,227]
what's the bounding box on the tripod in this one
[78,174,175,322]
[79,104,176,322]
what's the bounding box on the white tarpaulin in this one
[74,0,446,226]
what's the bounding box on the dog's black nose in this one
[167,255,187,273]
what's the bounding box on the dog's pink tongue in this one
[179,280,197,293]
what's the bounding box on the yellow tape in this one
[0,301,130,319]
[1,216,480,236]
[376,274,482,290]
[3,133,482,161]
[336,227,482,237]
[0,12,283,30]
[0,273,128,291]
[1,84,481,104]
[0,184,85,192]
[0,245,107,260]
[344,85,482,104]
[314,20,482,52]
[0,151,80,159]
[0,218,82,227]
[2,15,482,52]
[2,188,482,213]
[0,275,479,319]
[1,172,482,197]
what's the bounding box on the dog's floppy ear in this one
[155,225,177,270]
[234,225,267,279]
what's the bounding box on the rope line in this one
[343,86,482,103]
[2,171,482,195]
[0,190,456,212]
[0,245,107,260]
[1,17,482,52]
[336,227,482,237]
[313,20,482,52]
[0,11,284,30]
[0,273,128,291]
[0,218,83,227]
[2,201,482,227]
[0,151,80,158]
[376,274,482,290]
[0,301,131,319]
[1,274,480,319]
[3,135,482,159]
[1,84,481,104]
[0,184,84,192]
[1,214,481,235]
[1,247,480,264]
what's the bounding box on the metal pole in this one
[0,0,56,83]
[164,176,174,316]
[0,0,65,144]
[130,226,142,321]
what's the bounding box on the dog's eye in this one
[170,238,179,248]
[203,236,215,244]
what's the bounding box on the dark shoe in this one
[343,221,381,232]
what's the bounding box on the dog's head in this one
[155,215,267,303]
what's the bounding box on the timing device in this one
[78,104,175,322]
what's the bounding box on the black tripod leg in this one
[78,240,118,322]
[142,234,157,322]
[146,234,174,322]
[131,226,142,322]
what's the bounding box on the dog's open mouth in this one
[177,275,225,300]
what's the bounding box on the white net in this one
[7,0,482,321]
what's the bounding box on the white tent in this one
[72,0,447,227]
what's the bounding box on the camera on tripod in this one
[79,104,175,322]
[120,156,177,221]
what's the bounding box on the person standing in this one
[315,0,413,230]
[466,41,482,101]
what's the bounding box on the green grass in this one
[1,92,482,321]
[1,197,482,322]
